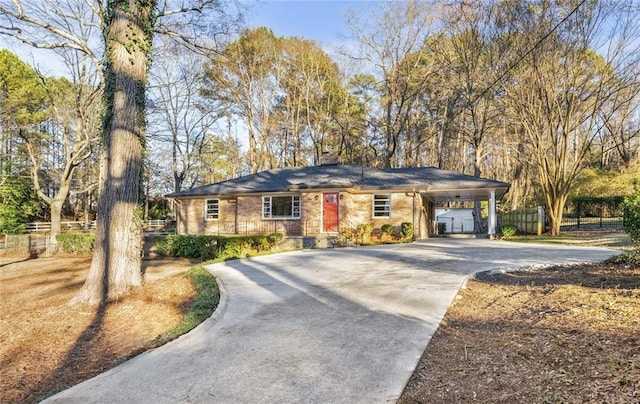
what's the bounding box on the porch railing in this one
[205,220,325,237]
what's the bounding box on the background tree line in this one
[1,0,639,236]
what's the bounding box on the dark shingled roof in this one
[166,164,509,198]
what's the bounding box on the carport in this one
[420,185,509,237]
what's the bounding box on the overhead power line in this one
[473,0,589,104]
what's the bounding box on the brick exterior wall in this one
[236,196,262,221]
[339,192,421,234]
[175,190,429,238]
[302,192,322,234]
[203,198,237,235]
[177,198,204,234]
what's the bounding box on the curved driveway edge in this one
[44,239,619,403]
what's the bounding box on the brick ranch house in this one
[166,162,509,242]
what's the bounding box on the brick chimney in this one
[319,152,340,165]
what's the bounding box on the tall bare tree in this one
[202,27,283,173]
[345,0,442,168]
[504,0,640,235]
[595,83,640,169]
[275,36,349,165]
[428,1,509,231]
[0,0,239,304]
[148,42,225,193]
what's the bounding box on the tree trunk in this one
[544,188,568,237]
[547,202,562,236]
[48,197,64,249]
[381,87,395,169]
[71,0,153,305]
[47,174,74,252]
[472,151,484,234]
[247,121,258,174]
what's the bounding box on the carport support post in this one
[488,190,497,238]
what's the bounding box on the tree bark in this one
[545,192,568,237]
[48,194,65,248]
[72,0,153,305]
[24,141,75,253]
[473,147,484,234]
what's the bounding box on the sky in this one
[3,0,373,77]
[241,0,370,49]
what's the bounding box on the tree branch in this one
[0,1,103,71]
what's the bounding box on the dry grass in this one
[0,256,198,403]
[400,256,640,403]
[2,232,638,403]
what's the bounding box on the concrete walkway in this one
[45,239,619,403]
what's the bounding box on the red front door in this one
[322,193,339,232]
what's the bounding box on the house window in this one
[373,194,391,218]
[205,199,219,220]
[263,195,300,219]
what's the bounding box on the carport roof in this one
[166,164,509,200]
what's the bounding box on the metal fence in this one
[498,205,624,234]
[560,215,624,230]
[561,197,625,230]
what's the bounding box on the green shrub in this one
[498,224,518,239]
[339,227,355,244]
[437,222,447,235]
[401,222,414,239]
[177,235,216,260]
[250,235,271,251]
[267,232,283,244]
[216,233,284,260]
[380,224,394,236]
[622,180,640,245]
[153,235,171,256]
[339,223,373,244]
[0,217,26,235]
[153,235,217,260]
[56,233,96,254]
[154,233,284,261]
[356,223,373,244]
[216,237,251,260]
[0,176,40,234]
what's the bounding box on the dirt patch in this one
[400,260,640,403]
[0,255,199,403]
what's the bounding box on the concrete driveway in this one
[45,239,619,403]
